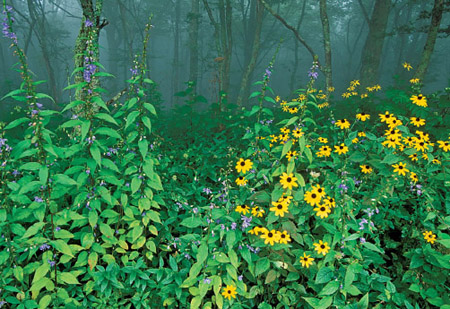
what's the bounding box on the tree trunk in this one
[236,1,264,107]
[359,0,391,87]
[189,0,200,88]
[319,0,332,92]
[414,0,444,81]
[290,0,307,93]
[172,0,181,107]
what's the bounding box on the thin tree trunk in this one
[360,0,391,87]
[290,0,307,92]
[414,0,444,81]
[319,0,332,92]
[189,0,200,87]
[173,0,181,107]
[236,1,264,107]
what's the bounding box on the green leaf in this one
[255,257,270,277]
[20,162,42,171]
[319,281,340,296]
[39,166,49,184]
[143,103,157,115]
[349,151,366,162]
[281,139,293,160]
[138,139,149,158]
[315,266,334,284]
[131,177,142,194]
[94,127,121,139]
[90,145,102,167]
[54,174,77,186]
[50,240,73,257]
[94,113,118,125]
[180,217,203,228]
[362,242,384,254]
[197,243,208,264]
[381,153,400,165]
[32,263,50,284]
[60,272,80,285]
[142,116,152,133]
[357,293,369,309]
[344,265,356,289]
[21,222,46,239]
[4,117,29,130]
[88,211,98,228]
[286,116,299,127]
[39,295,52,308]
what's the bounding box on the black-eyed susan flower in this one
[318,137,328,143]
[409,153,418,162]
[410,78,420,84]
[358,132,366,137]
[410,172,418,183]
[334,143,349,155]
[437,140,450,152]
[286,150,298,161]
[414,139,429,152]
[360,165,373,174]
[236,158,253,174]
[316,145,332,157]
[235,176,248,186]
[280,173,298,190]
[313,240,331,255]
[350,79,360,87]
[278,231,292,244]
[311,184,326,199]
[392,162,409,176]
[280,127,290,134]
[235,205,250,215]
[313,204,331,219]
[222,285,237,300]
[410,94,427,107]
[388,118,402,129]
[261,229,280,246]
[403,62,412,71]
[323,197,336,208]
[352,137,359,144]
[299,253,314,268]
[432,158,441,165]
[379,111,393,123]
[251,206,265,218]
[292,128,304,138]
[382,136,402,149]
[410,117,425,127]
[304,190,321,207]
[270,200,289,217]
[335,119,350,129]
[356,112,370,121]
[423,231,436,244]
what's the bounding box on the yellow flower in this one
[236,158,253,174]
[334,143,349,155]
[260,229,280,246]
[414,139,429,152]
[316,145,332,157]
[422,231,436,244]
[280,127,290,134]
[392,162,409,176]
[432,158,441,165]
[382,136,402,149]
[313,240,331,255]
[358,132,366,137]
[335,119,350,129]
[360,165,373,174]
[409,172,418,183]
[292,128,304,138]
[286,150,298,161]
[299,253,314,268]
[327,87,335,92]
[437,140,450,152]
[251,206,265,218]
[311,184,326,199]
[270,200,289,217]
[352,137,359,144]
[275,95,280,102]
[410,78,420,84]
[388,118,402,129]
[222,285,237,300]
[342,92,351,99]
[235,176,248,186]
[323,196,336,208]
[235,205,250,215]
[410,94,428,107]
[403,62,412,71]
[356,112,370,122]
[279,173,298,190]
[318,137,328,143]
[409,153,418,161]
[379,111,393,123]
[350,80,360,87]
[410,117,425,127]
[278,231,292,244]
[313,204,331,219]
[304,190,321,206]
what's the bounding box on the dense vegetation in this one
[1,2,450,309]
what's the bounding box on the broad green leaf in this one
[60,272,80,285]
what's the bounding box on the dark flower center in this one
[268,233,273,237]
[320,245,325,249]
[287,177,292,182]
[227,290,231,294]
[281,234,286,238]
[339,146,343,149]
[399,166,404,169]
[418,95,423,100]
[312,193,317,198]
[240,161,245,166]
[365,165,369,169]
[318,188,323,193]
[420,142,424,146]
[320,207,325,211]
[277,204,282,209]
[239,176,243,180]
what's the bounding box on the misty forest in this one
[0,0,450,308]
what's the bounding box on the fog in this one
[1,0,449,118]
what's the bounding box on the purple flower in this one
[184,253,191,259]
[308,71,319,79]
[55,226,61,232]
[203,278,211,284]
[203,187,212,195]
[36,103,43,109]
[85,19,94,27]
[40,243,50,251]
[238,275,243,281]
[34,196,43,203]
[360,237,366,243]
[193,207,198,214]
[241,215,252,229]
[231,222,237,230]
[47,259,56,267]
